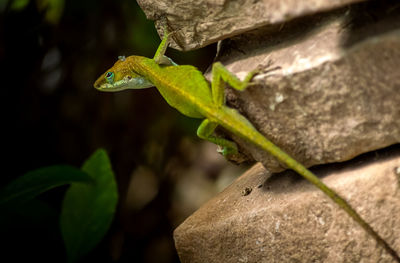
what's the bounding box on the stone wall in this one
[137,0,400,261]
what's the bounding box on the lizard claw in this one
[256,59,282,76]
[246,60,281,87]
[217,144,238,157]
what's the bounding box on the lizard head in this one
[94,56,153,92]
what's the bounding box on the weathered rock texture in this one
[136,0,400,261]
[174,147,400,262]
[137,0,400,172]
[137,0,367,50]
[215,2,400,172]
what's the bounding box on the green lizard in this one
[94,28,399,261]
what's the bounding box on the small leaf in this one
[60,149,118,263]
[36,0,65,24]
[10,0,30,11]
[0,165,93,206]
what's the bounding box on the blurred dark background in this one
[0,0,247,262]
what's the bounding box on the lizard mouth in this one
[94,79,131,92]
[94,76,154,92]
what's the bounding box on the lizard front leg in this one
[210,62,258,105]
[153,24,177,66]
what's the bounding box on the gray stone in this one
[214,3,400,172]
[136,0,400,260]
[133,0,400,261]
[138,0,400,172]
[174,148,400,262]
[136,0,367,51]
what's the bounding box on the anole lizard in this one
[94,28,399,261]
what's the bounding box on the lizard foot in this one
[246,59,282,87]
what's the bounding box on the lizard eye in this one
[105,71,114,84]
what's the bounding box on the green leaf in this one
[0,165,93,206]
[10,0,30,11]
[36,0,65,24]
[60,149,118,263]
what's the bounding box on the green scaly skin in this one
[94,29,400,261]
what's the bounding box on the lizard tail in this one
[218,106,400,262]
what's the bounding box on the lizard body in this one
[94,29,399,261]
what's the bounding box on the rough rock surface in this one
[136,0,367,50]
[174,147,400,262]
[215,2,400,172]
[138,0,400,172]
[135,0,400,261]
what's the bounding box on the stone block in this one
[174,148,400,262]
[137,0,367,50]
